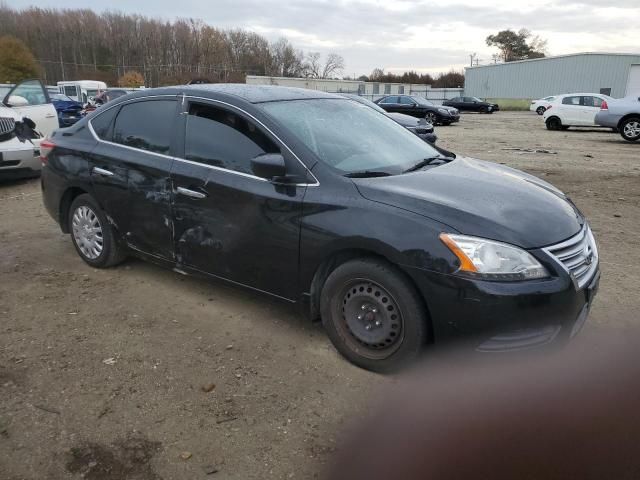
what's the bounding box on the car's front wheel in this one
[425,112,437,124]
[320,258,428,372]
[68,194,126,268]
[536,106,546,115]
[620,117,640,142]
[546,117,563,130]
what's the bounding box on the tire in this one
[320,258,428,373]
[425,112,437,125]
[536,106,546,115]
[546,117,562,131]
[68,194,126,268]
[620,117,640,142]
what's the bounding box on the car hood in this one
[0,105,20,121]
[353,157,583,249]
[386,113,433,130]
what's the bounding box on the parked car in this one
[530,96,557,115]
[341,94,437,144]
[595,96,640,142]
[374,95,460,125]
[50,93,84,127]
[1,79,58,179]
[94,89,130,106]
[543,93,614,131]
[41,85,599,372]
[443,96,499,113]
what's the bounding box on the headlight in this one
[440,233,549,281]
[437,108,449,114]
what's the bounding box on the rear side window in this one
[562,96,581,106]
[113,100,176,154]
[91,107,119,140]
[184,103,279,175]
[399,96,414,105]
[380,96,398,104]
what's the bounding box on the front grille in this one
[0,116,15,136]
[544,225,598,289]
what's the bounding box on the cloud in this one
[10,0,640,75]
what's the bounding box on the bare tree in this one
[321,53,344,79]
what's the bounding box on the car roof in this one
[180,84,343,103]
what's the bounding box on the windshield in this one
[412,97,435,107]
[261,99,442,174]
[342,94,387,114]
[0,86,11,101]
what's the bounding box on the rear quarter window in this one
[90,107,119,141]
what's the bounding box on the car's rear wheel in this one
[546,117,562,130]
[320,258,428,372]
[620,117,640,142]
[536,106,546,115]
[68,194,126,268]
[425,112,437,124]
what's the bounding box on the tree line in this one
[352,68,465,88]
[0,5,345,86]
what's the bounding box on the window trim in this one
[88,94,319,187]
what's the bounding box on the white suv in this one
[543,93,614,131]
[1,79,58,180]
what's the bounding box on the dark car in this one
[50,93,84,127]
[375,95,460,125]
[41,85,599,372]
[443,96,500,113]
[341,93,437,144]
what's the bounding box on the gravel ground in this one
[1,111,638,479]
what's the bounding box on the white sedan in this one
[529,96,557,115]
[1,79,58,179]
[543,93,614,131]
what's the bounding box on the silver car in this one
[595,96,640,142]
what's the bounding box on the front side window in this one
[261,99,441,175]
[399,96,415,105]
[562,96,581,106]
[113,100,176,154]
[9,80,48,105]
[184,103,279,175]
[64,86,78,97]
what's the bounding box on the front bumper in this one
[404,263,599,352]
[417,132,437,144]
[0,138,41,179]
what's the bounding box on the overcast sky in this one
[11,0,640,76]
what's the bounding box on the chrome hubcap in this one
[426,113,436,124]
[72,206,104,259]
[623,121,640,139]
[340,280,403,358]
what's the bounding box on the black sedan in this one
[41,85,598,372]
[443,96,500,113]
[375,95,460,125]
[341,93,437,144]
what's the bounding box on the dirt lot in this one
[1,111,639,479]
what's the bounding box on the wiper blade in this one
[403,156,450,173]
[344,170,392,178]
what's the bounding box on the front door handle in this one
[176,186,207,199]
[92,167,114,177]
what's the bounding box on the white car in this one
[543,93,614,131]
[1,79,58,179]
[530,96,557,115]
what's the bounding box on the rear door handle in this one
[176,186,207,199]
[92,167,114,177]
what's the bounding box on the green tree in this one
[486,29,546,62]
[0,35,40,83]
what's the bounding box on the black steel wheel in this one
[546,117,562,131]
[321,258,428,372]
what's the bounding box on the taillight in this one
[39,139,55,164]
[601,100,608,110]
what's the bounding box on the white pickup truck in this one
[1,79,58,179]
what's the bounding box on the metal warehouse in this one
[465,52,640,100]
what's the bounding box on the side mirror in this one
[7,95,29,107]
[251,153,286,181]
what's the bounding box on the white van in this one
[57,80,107,105]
